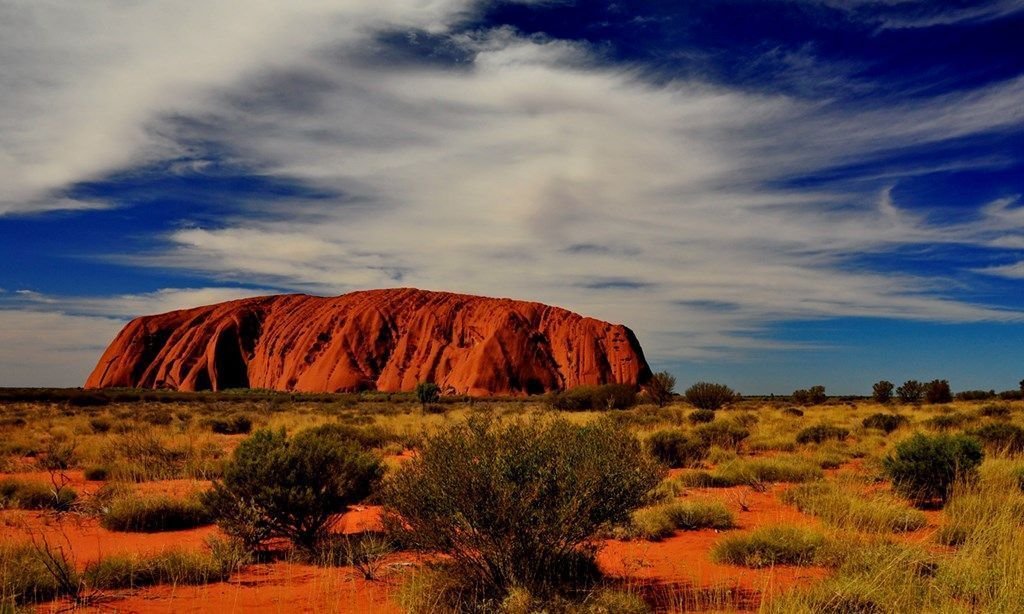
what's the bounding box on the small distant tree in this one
[792,386,826,406]
[684,382,736,410]
[646,371,676,407]
[924,380,953,405]
[872,381,894,404]
[415,382,441,408]
[1019,379,1024,396]
[896,380,924,404]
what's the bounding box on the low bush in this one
[711,525,825,567]
[646,371,676,408]
[782,407,804,417]
[83,466,109,481]
[89,416,112,433]
[883,433,983,506]
[970,422,1024,453]
[694,421,750,449]
[383,416,662,602]
[204,414,253,435]
[677,457,822,488]
[925,411,972,431]
[957,390,997,401]
[203,425,382,551]
[102,493,212,532]
[687,409,716,424]
[549,384,638,411]
[629,500,735,540]
[792,386,827,406]
[796,424,849,445]
[862,413,909,434]
[684,382,735,410]
[782,482,927,533]
[978,404,1012,419]
[646,430,709,468]
[0,478,76,511]
[316,532,395,580]
[924,380,953,405]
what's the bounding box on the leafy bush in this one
[883,433,983,506]
[796,424,849,445]
[415,382,440,406]
[970,422,1024,453]
[0,478,76,511]
[646,430,709,468]
[684,382,735,410]
[957,390,996,401]
[646,371,676,407]
[83,466,109,481]
[896,380,924,404]
[862,413,909,434]
[382,416,662,601]
[687,409,716,424]
[203,425,382,551]
[711,525,825,567]
[924,380,953,404]
[872,380,894,404]
[102,493,212,532]
[205,414,253,435]
[694,421,750,449]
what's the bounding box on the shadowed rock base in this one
[86,288,651,396]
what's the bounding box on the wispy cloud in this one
[1,1,1022,379]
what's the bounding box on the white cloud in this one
[0,310,124,387]
[1,2,1023,383]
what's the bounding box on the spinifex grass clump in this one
[0,478,76,511]
[781,482,927,533]
[862,413,909,434]
[628,500,735,540]
[101,493,212,532]
[795,424,849,445]
[383,415,662,606]
[712,525,825,567]
[677,455,822,488]
[646,429,709,468]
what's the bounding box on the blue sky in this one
[1,0,1022,393]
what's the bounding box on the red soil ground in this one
[0,464,938,613]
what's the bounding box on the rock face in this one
[85,288,651,396]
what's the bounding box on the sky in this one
[1,0,1022,394]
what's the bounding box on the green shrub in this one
[970,422,1024,453]
[883,433,983,506]
[415,382,441,407]
[205,414,253,435]
[862,413,909,434]
[102,493,212,532]
[0,478,76,511]
[549,384,638,411]
[979,404,1012,419]
[925,411,971,431]
[711,525,825,567]
[687,409,716,424]
[796,424,849,445]
[684,382,735,410]
[203,425,382,551]
[715,457,823,485]
[646,430,709,468]
[872,380,894,404]
[382,415,662,602]
[83,466,109,481]
[694,421,750,448]
[646,371,676,407]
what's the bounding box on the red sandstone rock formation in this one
[85,288,651,396]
